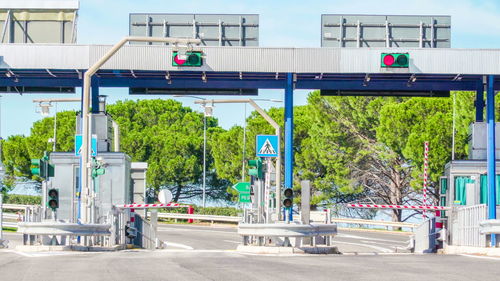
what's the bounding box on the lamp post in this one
[33,98,82,152]
[192,98,283,220]
[174,95,212,208]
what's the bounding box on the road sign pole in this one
[486,75,497,247]
[284,73,294,221]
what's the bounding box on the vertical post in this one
[53,103,57,151]
[0,193,3,242]
[187,205,194,224]
[202,113,207,208]
[476,81,485,122]
[486,75,497,247]
[91,77,100,114]
[284,73,294,221]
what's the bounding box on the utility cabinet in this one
[48,152,132,222]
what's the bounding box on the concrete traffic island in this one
[237,222,339,254]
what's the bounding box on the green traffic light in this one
[247,158,263,178]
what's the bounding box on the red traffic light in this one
[383,54,395,66]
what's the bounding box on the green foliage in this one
[107,99,227,202]
[377,92,475,190]
[2,194,42,205]
[158,205,239,216]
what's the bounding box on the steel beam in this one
[476,81,485,122]
[486,75,497,247]
[91,77,100,113]
[284,73,294,222]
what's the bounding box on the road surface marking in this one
[164,242,194,250]
[158,228,236,234]
[460,254,500,260]
[223,240,241,244]
[337,233,407,244]
[333,241,393,253]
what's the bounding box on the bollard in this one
[187,205,194,223]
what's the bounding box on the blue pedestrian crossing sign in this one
[75,134,98,156]
[256,135,279,158]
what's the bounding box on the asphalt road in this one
[1,224,499,281]
[156,223,411,253]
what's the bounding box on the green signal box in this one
[247,158,263,179]
[381,53,410,68]
[172,51,203,67]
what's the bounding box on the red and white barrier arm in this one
[347,204,450,211]
[115,203,190,209]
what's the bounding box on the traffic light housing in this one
[283,187,293,208]
[47,188,59,211]
[247,158,263,179]
[91,158,106,178]
[30,153,54,179]
[31,159,42,176]
[381,53,409,68]
[172,51,203,67]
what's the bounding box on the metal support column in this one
[284,73,294,222]
[486,75,497,247]
[476,81,485,122]
[91,77,100,114]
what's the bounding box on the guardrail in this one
[2,204,36,210]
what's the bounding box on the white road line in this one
[333,241,393,253]
[223,240,241,244]
[460,254,500,261]
[337,233,407,244]
[164,242,194,250]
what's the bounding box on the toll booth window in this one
[479,175,500,205]
[454,176,474,205]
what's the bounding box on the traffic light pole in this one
[80,36,201,225]
[194,99,282,221]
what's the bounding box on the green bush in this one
[158,205,239,216]
[2,194,41,205]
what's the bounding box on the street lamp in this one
[192,98,283,220]
[33,98,81,152]
[174,95,212,208]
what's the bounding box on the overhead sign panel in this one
[321,14,451,48]
[129,13,259,46]
[129,88,258,96]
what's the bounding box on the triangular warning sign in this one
[259,139,276,155]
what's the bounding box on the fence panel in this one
[452,204,487,247]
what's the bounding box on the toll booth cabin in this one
[441,122,500,246]
[441,123,500,208]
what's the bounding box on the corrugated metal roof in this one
[0,44,499,75]
[0,0,79,10]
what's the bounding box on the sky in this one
[2,0,500,138]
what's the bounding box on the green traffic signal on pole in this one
[31,159,41,176]
[47,188,59,211]
[172,51,203,67]
[92,167,106,178]
[381,53,409,68]
[247,158,263,179]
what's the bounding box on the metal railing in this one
[413,217,436,253]
[451,204,487,247]
[134,212,159,250]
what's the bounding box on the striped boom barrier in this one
[115,203,189,209]
[347,204,450,211]
[423,141,429,218]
